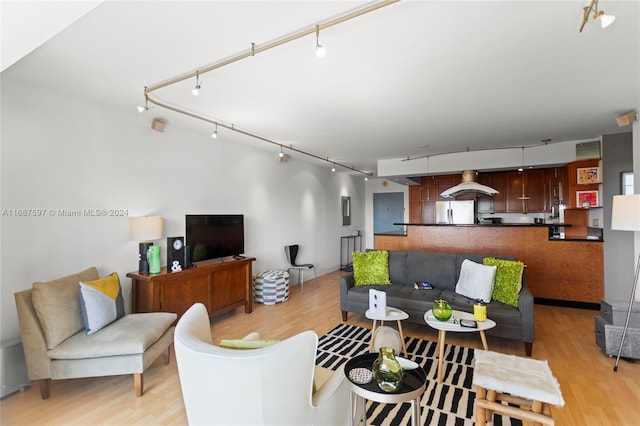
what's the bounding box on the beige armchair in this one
[14,267,176,399]
[175,303,352,425]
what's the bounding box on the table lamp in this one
[129,216,163,274]
[610,194,640,371]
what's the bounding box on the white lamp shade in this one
[611,195,640,231]
[129,216,163,241]
[600,14,615,28]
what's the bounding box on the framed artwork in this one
[342,196,351,226]
[577,167,601,184]
[576,190,599,207]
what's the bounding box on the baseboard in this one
[534,298,600,310]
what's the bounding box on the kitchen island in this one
[375,224,603,305]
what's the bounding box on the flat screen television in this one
[186,214,244,262]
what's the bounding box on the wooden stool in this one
[473,350,564,426]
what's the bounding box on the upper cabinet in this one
[408,165,571,222]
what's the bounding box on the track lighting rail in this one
[141,0,400,177]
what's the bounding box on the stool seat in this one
[253,270,290,305]
[473,350,564,425]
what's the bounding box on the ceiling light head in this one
[315,25,326,58]
[211,123,218,139]
[331,163,336,172]
[137,98,149,113]
[192,72,202,96]
[579,0,615,32]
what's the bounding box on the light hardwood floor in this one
[2,270,639,425]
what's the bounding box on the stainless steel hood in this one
[440,170,499,198]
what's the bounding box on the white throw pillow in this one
[455,259,497,303]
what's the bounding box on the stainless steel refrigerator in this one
[435,200,475,224]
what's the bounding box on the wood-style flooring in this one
[2,270,639,425]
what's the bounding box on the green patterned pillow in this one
[483,257,524,307]
[353,251,391,286]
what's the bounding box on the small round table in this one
[344,353,426,426]
[365,307,409,356]
[424,309,496,384]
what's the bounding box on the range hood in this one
[440,170,499,198]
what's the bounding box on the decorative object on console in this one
[610,194,640,371]
[167,236,186,272]
[576,190,599,208]
[147,245,161,275]
[368,289,387,317]
[129,216,163,274]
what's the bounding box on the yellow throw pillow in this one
[79,272,125,334]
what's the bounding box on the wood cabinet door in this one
[422,201,435,224]
[159,274,211,317]
[409,202,422,223]
[211,267,246,311]
[525,169,547,212]
[421,176,436,201]
[435,175,456,200]
[409,185,421,203]
[506,171,525,213]
[490,172,508,213]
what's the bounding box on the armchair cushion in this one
[79,272,125,334]
[47,312,177,359]
[32,267,99,349]
[219,339,280,349]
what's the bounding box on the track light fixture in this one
[331,163,336,172]
[580,0,615,32]
[192,72,202,96]
[137,97,149,113]
[139,1,399,178]
[315,25,326,58]
[211,123,218,139]
[279,146,285,158]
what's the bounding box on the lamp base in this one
[138,242,153,274]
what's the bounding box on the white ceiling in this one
[2,1,639,177]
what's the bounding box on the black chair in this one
[284,245,317,293]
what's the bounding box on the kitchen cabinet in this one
[506,169,546,213]
[545,166,569,212]
[477,172,507,213]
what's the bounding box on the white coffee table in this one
[424,309,496,384]
[365,307,409,356]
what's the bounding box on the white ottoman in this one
[253,270,290,305]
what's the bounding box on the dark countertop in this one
[375,223,604,242]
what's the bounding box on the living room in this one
[2,1,640,425]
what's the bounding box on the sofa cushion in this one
[455,259,497,303]
[79,272,125,334]
[47,312,177,359]
[387,251,408,284]
[32,267,100,349]
[353,251,391,286]
[406,252,457,289]
[483,257,525,307]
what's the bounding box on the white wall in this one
[0,77,365,341]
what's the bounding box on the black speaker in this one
[184,245,192,269]
[167,236,185,273]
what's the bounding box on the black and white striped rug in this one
[316,323,522,426]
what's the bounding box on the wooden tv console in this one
[127,256,255,319]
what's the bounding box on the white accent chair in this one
[174,303,352,425]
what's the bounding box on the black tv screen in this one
[186,214,244,262]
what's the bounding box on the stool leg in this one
[486,389,497,422]
[476,386,487,425]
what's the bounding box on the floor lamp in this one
[610,194,640,371]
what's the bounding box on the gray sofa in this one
[340,250,534,356]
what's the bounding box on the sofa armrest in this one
[339,273,355,313]
[14,289,52,380]
[518,282,535,344]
